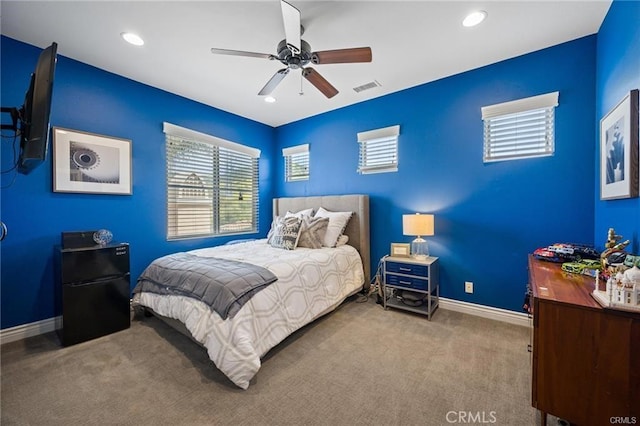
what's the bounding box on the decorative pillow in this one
[267,209,313,242]
[297,216,330,249]
[267,216,302,250]
[335,234,349,247]
[314,207,353,248]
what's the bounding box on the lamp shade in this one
[403,213,434,237]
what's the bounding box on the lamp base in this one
[411,237,429,259]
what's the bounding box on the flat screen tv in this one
[1,42,58,175]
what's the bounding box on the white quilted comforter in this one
[133,239,365,389]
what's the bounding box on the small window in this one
[357,125,400,174]
[481,92,559,163]
[282,144,309,182]
[164,122,260,240]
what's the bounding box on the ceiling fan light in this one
[264,96,277,103]
[462,11,487,27]
[121,32,144,46]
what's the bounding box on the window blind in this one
[481,92,559,163]
[357,125,399,174]
[282,144,309,182]
[164,123,259,240]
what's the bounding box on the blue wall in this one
[275,36,597,312]
[1,36,276,329]
[594,0,640,252]
[6,13,633,328]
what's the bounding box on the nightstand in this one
[382,255,439,319]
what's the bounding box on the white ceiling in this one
[1,1,611,127]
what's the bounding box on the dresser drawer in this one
[385,273,429,290]
[385,261,428,277]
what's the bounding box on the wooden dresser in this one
[528,255,639,426]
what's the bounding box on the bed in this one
[132,194,370,389]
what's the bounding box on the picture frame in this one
[391,243,411,258]
[599,89,639,200]
[53,127,132,195]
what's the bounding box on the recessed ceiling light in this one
[462,11,487,27]
[264,96,276,103]
[121,32,144,46]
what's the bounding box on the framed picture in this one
[53,127,132,195]
[600,89,639,200]
[391,243,411,258]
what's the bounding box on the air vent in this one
[353,80,381,93]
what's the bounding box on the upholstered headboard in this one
[272,194,370,286]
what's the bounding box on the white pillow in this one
[285,208,314,219]
[314,207,353,248]
[266,216,279,241]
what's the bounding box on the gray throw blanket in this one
[134,253,278,320]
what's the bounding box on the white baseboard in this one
[0,316,61,345]
[439,297,529,327]
[1,298,528,344]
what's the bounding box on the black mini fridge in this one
[56,242,131,346]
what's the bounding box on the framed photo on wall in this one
[53,127,132,195]
[600,89,639,200]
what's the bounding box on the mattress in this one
[133,239,365,389]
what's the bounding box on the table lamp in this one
[403,213,434,259]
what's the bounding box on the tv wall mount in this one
[1,106,23,133]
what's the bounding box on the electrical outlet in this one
[465,281,474,294]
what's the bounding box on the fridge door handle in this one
[67,274,130,287]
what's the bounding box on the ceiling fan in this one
[210,0,372,99]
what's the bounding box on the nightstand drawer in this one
[385,273,428,290]
[385,261,428,277]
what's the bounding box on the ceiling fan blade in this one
[258,68,290,96]
[302,67,338,99]
[311,47,372,65]
[211,48,275,60]
[281,0,301,54]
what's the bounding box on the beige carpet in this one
[1,297,538,425]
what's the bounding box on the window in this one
[357,125,400,174]
[282,144,309,182]
[481,92,559,163]
[164,122,260,240]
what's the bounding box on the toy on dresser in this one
[601,227,630,266]
[592,228,640,312]
[604,266,640,308]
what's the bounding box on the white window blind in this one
[357,125,399,174]
[163,122,259,240]
[282,144,309,182]
[481,92,559,163]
